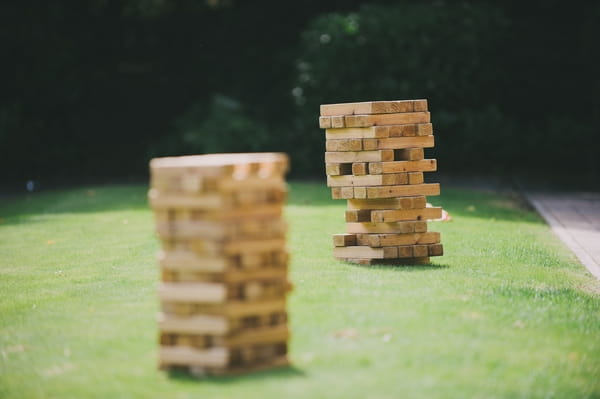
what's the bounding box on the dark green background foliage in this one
[1,0,599,185]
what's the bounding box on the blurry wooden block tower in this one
[148,153,291,376]
[319,100,444,265]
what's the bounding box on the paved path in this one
[526,192,600,279]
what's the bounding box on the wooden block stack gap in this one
[319,100,444,265]
[148,153,291,376]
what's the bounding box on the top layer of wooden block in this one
[150,153,289,179]
[320,100,428,116]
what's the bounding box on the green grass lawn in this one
[1,182,599,398]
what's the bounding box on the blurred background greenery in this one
[1,0,599,187]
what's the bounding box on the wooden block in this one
[413,99,428,112]
[346,221,417,234]
[325,126,391,139]
[159,251,230,272]
[352,162,367,175]
[397,246,414,258]
[413,196,427,208]
[368,159,437,174]
[333,233,357,247]
[428,243,444,256]
[331,115,345,128]
[347,196,425,210]
[357,231,441,247]
[370,207,442,223]
[415,221,428,233]
[416,123,433,136]
[325,150,394,163]
[331,187,354,199]
[345,209,372,223]
[365,183,440,198]
[388,124,417,137]
[408,172,424,185]
[224,238,286,255]
[327,173,408,187]
[326,139,362,152]
[344,112,430,128]
[353,187,367,199]
[326,163,352,176]
[413,245,429,258]
[319,116,332,129]
[149,191,224,210]
[333,246,398,259]
[158,314,228,334]
[158,282,226,303]
[362,136,434,151]
[320,100,417,116]
[225,324,289,346]
[159,346,228,368]
[394,148,424,161]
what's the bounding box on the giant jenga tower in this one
[148,153,291,376]
[319,100,443,265]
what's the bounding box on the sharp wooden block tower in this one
[148,153,291,376]
[319,100,444,265]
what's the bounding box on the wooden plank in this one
[224,269,288,284]
[149,190,223,210]
[347,196,425,210]
[159,282,226,303]
[218,176,285,192]
[319,116,332,129]
[362,136,435,151]
[354,187,367,199]
[357,231,441,247]
[222,299,287,318]
[416,123,433,136]
[413,99,428,112]
[369,159,437,174]
[345,112,430,128]
[325,150,394,163]
[225,325,289,346]
[159,346,228,368]
[366,183,440,198]
[333,233,357,247]
[320,100,417,116]
[331,187,354,199]
[159,251,230,272]
[345,209,372,223]
[224,238,286,254]
[333,246,398,259]
[331,115,345,128]
[326,139,362,152]
[352,162,367,175]
[397,246,414,258]
[327,173,408,187]
[370,207,443,223]
[408,172,424,185]
[428,243,444,256]
[394,148,424,161]
[325,126,391,139]
[413,245,429,258]
[158,313,228,334]
[325,163,352,176]
[346,221,421,234]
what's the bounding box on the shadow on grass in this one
[341,261,450,272]
[167,364,306,384]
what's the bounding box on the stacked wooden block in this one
[319,100,444,265]
[148,153,291,376]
